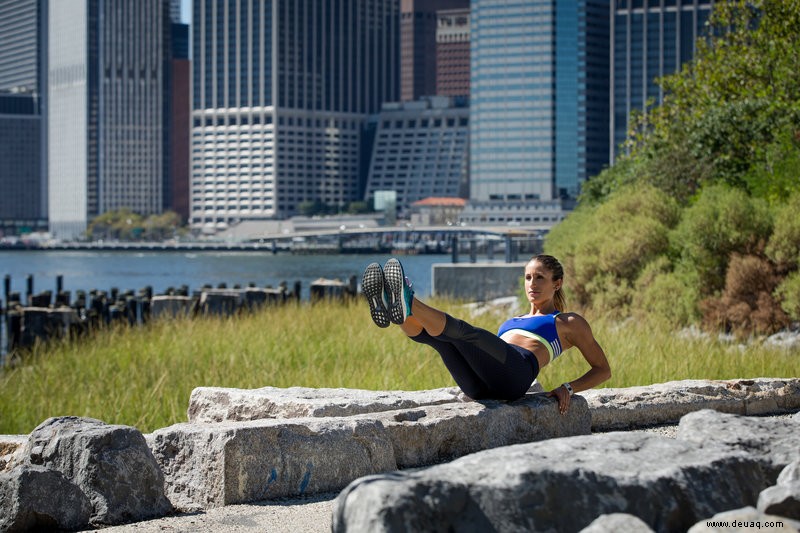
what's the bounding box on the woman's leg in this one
[405,308,537,400]
[434,314,537,400]
[408,329,492,399]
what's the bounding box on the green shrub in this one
[546,185,679,310]
[766,191,800,271]
[669,184,773,295]
[775,270,800,321]
[632,258,700,327]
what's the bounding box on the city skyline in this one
[1,0,715,238]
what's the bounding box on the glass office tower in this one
[610,0,713,162]
[469,0,609,211]
[191,0,399,230]
[47,0,171,239]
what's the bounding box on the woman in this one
[361,255,611,414]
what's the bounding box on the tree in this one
[597,0,800,204]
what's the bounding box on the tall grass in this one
[1,298,796,435]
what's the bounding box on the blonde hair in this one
[530,254,566,311]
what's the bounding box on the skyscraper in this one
[190,0,400,230]
[436,7,470,98]
[400,0,468,102]
[469,0,609,214]
[610,0,713,162]
[0,0,47,235]
[0,0,42,93]
[47,0,172,239]
[169,21,190,222]
[364,96,469,218]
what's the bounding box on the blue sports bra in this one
[497,311,563,363]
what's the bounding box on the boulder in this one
[187,386,465,423]
[149,417,396,511]
[758,461,800,520]
[331,432,771,533]
[0,436,26,473]
[0,464,92,532]
[579,513,655,532]
[22,416,172,525]
[583,378,800,431]
[676,410,800,479]
[353,393,590,468]
[688,506,800,532]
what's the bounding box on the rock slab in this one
[149,417,396,511]
[677,409,800,479]
[155,392,589,510]
[583,378,800,431]
[187,386,465,423]
[331,431,772,533]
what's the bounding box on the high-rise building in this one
[47,0,172,240]
[469,0,609,216]
[364,96,469,218]
[610,0,713,162]
[0,0,42,92]
[0,91,46,235]
[0,0,47,236]
[436,8,470,98]
[400,0,468,102]
[169,21,190,222]
[190,0,400,230]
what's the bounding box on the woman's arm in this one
[546,313,611,414]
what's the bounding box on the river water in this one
[0,250,453,303]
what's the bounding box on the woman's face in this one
[524,260,561,305]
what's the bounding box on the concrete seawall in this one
[432,261,526,301]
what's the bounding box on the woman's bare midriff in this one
[499,332,551,369]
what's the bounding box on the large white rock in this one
[0,435,26,473]
[354,393,590,468]
[154,390,589,511]
[149,417,396,511]
[583,378,800,431]
[331,431,772,533]
[677,409,800,479]
[187,386,465,423]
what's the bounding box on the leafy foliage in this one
[765,191,800,271]
[546,185,679,310]
[86,208,184,241]
[669,185,772,295]
[549,0,800,335]
[589,0,800,206]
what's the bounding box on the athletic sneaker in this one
[362,262,390,328]
[383,258,414,325]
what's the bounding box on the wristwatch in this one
[561,382,574,396]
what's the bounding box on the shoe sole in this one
[362,263,390,328]
[383,258,408,325]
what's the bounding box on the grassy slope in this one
[1,298,795,434]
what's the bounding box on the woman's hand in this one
[546,385,571,415]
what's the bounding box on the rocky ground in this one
[90,411,634,531]
[96,417,791,533]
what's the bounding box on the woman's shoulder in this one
[555,311,592,330]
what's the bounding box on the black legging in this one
[410,314,539,401]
